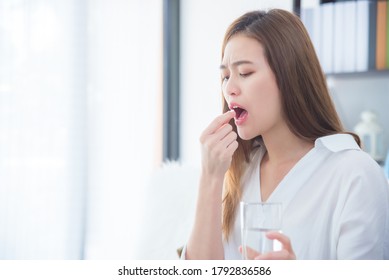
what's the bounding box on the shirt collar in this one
[315,134,360,152]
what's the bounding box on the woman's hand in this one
[240,231,296,260]
[200,110,238,179]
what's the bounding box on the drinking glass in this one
[240,202,282,259]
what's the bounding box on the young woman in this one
[183,9,389,260]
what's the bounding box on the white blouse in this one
[224,134,389,260]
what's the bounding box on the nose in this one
[223,75,240,97]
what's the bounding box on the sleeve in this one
[336,160,389,260]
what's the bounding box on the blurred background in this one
[0,0,388,259]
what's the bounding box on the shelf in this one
[325,69,389,79]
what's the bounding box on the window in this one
[0,0,163,259]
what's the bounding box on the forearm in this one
[185,110,237,259]
[185,173,225,259]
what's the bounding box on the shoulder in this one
[315,134,389,258]
[315,133,360,153]
[315,133,378,171]
[315,134,388,191]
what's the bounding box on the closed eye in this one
[240,72,252,78]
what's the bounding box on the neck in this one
[261,125,314,165]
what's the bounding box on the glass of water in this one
[240,202,282,259]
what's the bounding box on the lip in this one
[228,102,247,111]
[229,102,242,110]
[229,102,248,126]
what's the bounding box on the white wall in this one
[180,0,293,166]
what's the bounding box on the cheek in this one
[251,87,282,124]
[251,83,280,111]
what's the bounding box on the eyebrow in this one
[219,60,254,70]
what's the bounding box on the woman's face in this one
[221,34,284,140]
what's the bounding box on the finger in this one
[225,139,238,156]
[208,131,237,158]
[266,231,293,253]
[220,130,237,148]
[201,110,235,137]
[214,123,233,141]
[264,232,296,260]
[201,124,234,152]
[239,245,260,260]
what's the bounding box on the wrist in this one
[199,171,225,197]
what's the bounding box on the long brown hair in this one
[221,9,360,239]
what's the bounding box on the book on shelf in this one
[301,5,322,60]
[320,3,334,73]
[300,0,388,74]
[355,0,380,72]
[376,0,387,70]
[333,0,344,73]
[368,0,378,71]
[386,1,389,68]
[342,1,357,72]
[331,0,358,73]
[356,1,370,72]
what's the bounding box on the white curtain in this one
[0,0,161,259]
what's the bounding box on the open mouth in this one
[232,105,248,120]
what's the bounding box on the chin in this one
[237,129,256,141]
